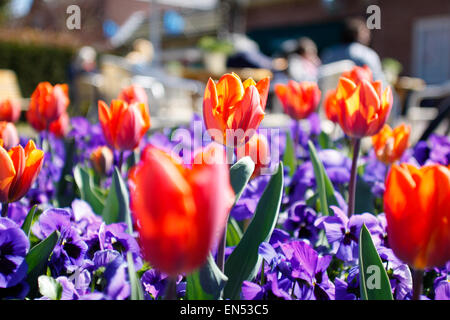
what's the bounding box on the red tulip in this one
[236,133,270,179]
[371,124,410,164]
[341,65,373,83]
[98,99,151,151]
[90,146,114,176]
[118,85,148,105]
[49,112,70,138]
[128,144,234,275]
[324,89,339,123]
[203,73,270,147]
[27,82,69,131]
[0,99,21,123]
[384,163,450,269]
[275,81,321,120]
[0,122,19,150]
[335,77,392,138]
[0,140,44,203]
[325,65,374,124]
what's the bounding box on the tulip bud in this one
[0,99,21,123]
[236,133,270,179]
[275,80,321,120]
[384,163,450,270]
[90,146,114,176]
[372,124,410,164]
[0,122,19,150]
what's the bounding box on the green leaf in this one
[283,130,297,177]
[318,131,333,149]
[226,217,243,247]
[21,205,38,238]
[355,178,375,214]
[26,231,59,298]
[223,162,284,300]
[186,253,228,300]
[359,224,393,300]
[229,156,255,204]
[127,252,145,300]
[307,140,338,216]
[73,165,105,215]
[38,275,63,300]
[56,138,77,207]
[102,167,132,231]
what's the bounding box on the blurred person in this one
[125,39,154,66]
[321,18,386,83]
[288,37,321,82]
[226,33,273,70]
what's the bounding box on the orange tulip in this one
[236,133,270,179]
[324,89,339,123]
[90,146,114,176]
[129,144,234,276]
[372,124,410,164]
[0,99,21,123]
[98,99,151,151]
[0,140,44,203]
[275,81,321,120]
[0,122,19,150]
[384,163,450,269]
[203,73,270,147]
[118,85,148,105]
[325,65,374,124]
[335,77,392,138]
[27,82,69,131]
[49,112,70,138]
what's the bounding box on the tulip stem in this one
[348,138,361,217]
[294,120,300,153]
[164,276,178,300]
[216,225,227,272]
[412,269,424,300]
[1,202,8,217]
[118,151,125,174]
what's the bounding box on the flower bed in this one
[0,67,448,300]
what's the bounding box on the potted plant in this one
[198,36,234,75]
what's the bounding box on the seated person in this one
[321,18,386,83]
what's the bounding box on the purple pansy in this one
[280,240,335,300]
[230,175,270,221]
[141,269,185,300]
[314,206,383,262]
[0,218,30,289]
[283,201,319,243]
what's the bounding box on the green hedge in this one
[0,41,75,97]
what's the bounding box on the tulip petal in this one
[9,141,44,202]
[216,73,245,115]
[0,146,15,203]
[255,77,270,110]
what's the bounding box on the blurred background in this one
[0,0,449,143]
